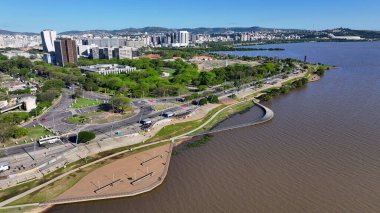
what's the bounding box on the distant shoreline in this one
[234,39,379,47]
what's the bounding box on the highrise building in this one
[99,47,115,59]
[114,46,138,59]
[191,34,198,43]
[54,38,78,66]
[40,30,57,53]
[179,31,190,46]
[42,53,54,64]
[90,47,100,59]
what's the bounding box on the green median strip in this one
[146,105,226,143]
[148,100,256,143]
[70,98,103,109]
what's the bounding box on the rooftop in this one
[79,64,137,75]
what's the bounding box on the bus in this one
[38,136,61,145]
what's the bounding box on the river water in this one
[47,42,380,213]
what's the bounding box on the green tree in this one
[37,89,59,102]
[0,112,30,125]
[315,67,325,76]
[110,95,131,113]
[199,72,216,86]
[72,89,83,99]
[207,95,219,103]
[77,131,96,144]
[199,98,208,105]
[42,79,65,91]
[8,127,28,139]
[280,87,290,94]
[0,53,8,60]
[260,94,272,101]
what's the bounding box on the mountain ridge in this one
[1,27,380,38]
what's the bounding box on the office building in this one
[99,47,115,59]
[114,46,139,59]
[77,44,98,57]
[40,30,57,53]
[90,46,100,59]
[54,38,78,66]
[85,37,125,48]
[42,53,54,64]
[179,31,190,46]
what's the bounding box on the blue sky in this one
[1,0,379,32]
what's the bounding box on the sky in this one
[1,0,379,33]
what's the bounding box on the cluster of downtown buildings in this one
[4,29,308,68]
[40,30,194,67]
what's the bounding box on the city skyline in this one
[1,0,380,32]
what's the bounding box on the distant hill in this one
[59,26,305,35]
[322,28,380,39]
[61,27,174,35]
[0,29,38,36]
[1,27,380,39]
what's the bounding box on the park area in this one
[7,143,171,206]
[54,143,170,202]
[5,126,52,147]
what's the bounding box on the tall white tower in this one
[41,29,57,53]
[179,31,190,46]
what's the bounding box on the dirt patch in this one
[53,144,171,201]
[309,74,321,82]
[219,97,238,105]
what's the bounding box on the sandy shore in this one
[309,74,321,82]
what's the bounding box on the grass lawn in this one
[148,100,256,143]
[195,101,254,133]
[26,126,52,139]
[9,162,103,205]
[0,206,45,213]
[70,98,103,109]
[146,105,225,143]
[0,156,92,204]
[65,115,88,124]
[5,126,53,147]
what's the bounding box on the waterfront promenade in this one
[47,142,173,205]
[0,66,302,209]
[191,101,274,137]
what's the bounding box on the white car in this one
[0,162,10,172]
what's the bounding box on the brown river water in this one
[47,42,380,213]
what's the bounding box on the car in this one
[140,119,152,125]
[162,111,174,118]
[192,100,199,105]
[176,97,186,102]
[0,162,10,172]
